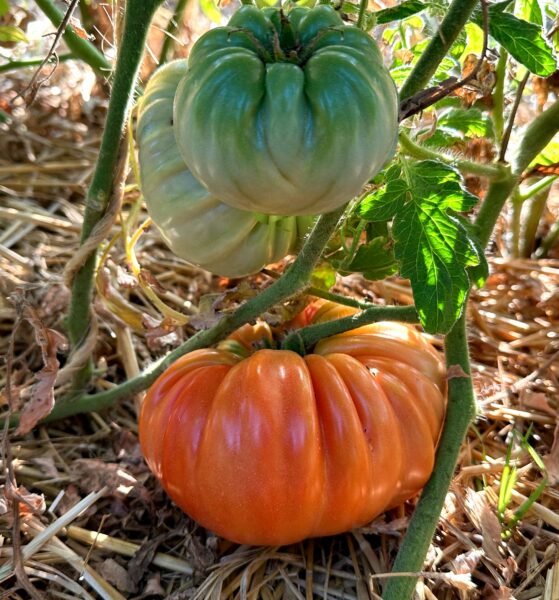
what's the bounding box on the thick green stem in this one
[474,178,517,248]
[518,176,557,202]
[512,100,559,176]
[510,189,523,258]
[159,0,190,64]
[536,220,559,258]
[0,53,74,74]
[35,209,344,423]
[520,188,552,258]
[66,0,164,391]
[282,305,418,353]
[34,0,111,74]
[383,313,475,600]
[399,0,478,100]
[399,132,507,180]
[492,49,507,142]
[383,100,559,600]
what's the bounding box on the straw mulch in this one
[1,38,559,600]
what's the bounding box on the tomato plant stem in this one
[34,0,111,75]
[37,209,345,422]
[382,312,475,600]
[66,0,164,392]
[398,0,478,101]
[0,53,75,74]
[398,132,506,181]
[159,0,190,64]
[492,49,507,142]
[282,305,418,353]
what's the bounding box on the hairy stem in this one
[536,220,559,258]
[34,0,111,74]
[510,189,522,258]
[492,49,507,141]
[399,0,478,101]
[399,132,507,180]
[159,0,190,64]
[0,54,74,74]
[383,98,559,600]
[520,187,551,258]
[512,100,559,176]
[382,312,475,600]
[37,209,344,422]
[66,0,164,391]
[282,305,418,353]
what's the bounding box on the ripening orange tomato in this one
[139,307,446,546]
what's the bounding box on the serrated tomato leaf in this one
[342,238,399,281]
[360,161,483,334]
[476,6,556,76]
[359,179,409,222]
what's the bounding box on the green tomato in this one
[137,60,314,278]
[173,5,399,216]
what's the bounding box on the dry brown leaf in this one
[464,489,503,564]
[143,314,180,350]
[99,558,136,594]
[481,584,517,599]
[451,548,484,575]
[544,423,559,485]
[519,390,556,417]
[16,307,67,435]
[71,459,138,497]
[140,573,165,598]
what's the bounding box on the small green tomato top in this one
[174,5,399,216]
[137,60,313,278]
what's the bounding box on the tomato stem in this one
[382,311,475,600]
[34,0,111,75]
[281,305,418,352]
[23,208,346,424]
[65,0,165,392]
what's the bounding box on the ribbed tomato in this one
[173,5,399,215]
[136,60,313,277]
[139,313,446,545]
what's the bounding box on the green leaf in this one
[530,139,559,166]
[477,6,556,76]
[374,0,426,25]
[515,0,543,25]
[0,0,9,17]
[199,0,222,24]
[438,108,495,139]
[311,262,337,290]
[0,25,28,43]
[361,161,482,333]
[358,179,409,222]
[342,238,399,281]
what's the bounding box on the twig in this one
[484,349,559,403]
[398,0,479,101]
[34,0,110,75]
[0,53,74,74]
[17,0,80,104]
[498,72,530,163]
[399,0,489,120]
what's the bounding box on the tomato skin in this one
[136,60,313,278]
[173,5,399,216]
[139,317,446,546]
